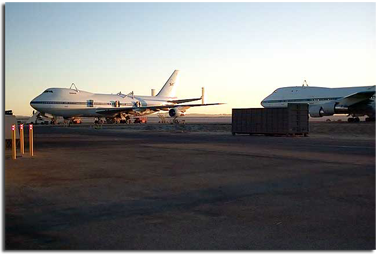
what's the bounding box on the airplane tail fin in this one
[156,70,179,97]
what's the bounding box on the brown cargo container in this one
[232,103,309,136]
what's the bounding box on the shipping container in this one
[232,103,309,136]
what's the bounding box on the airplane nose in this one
[30,100,36,109]
[30,96,39,110]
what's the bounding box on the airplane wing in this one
[337,90,376,106]
[171,103,224,110]
[96,103,224,115]
[166,97,202,104]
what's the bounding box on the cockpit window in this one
[43,90,53,93]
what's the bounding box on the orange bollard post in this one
[20,124,24,154]
[11,125,16,160]
[29,124,34,157]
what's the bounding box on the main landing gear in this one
[347,117,360,123]
[348,117,376,122]
[365,117,376,122]
[94,117,104,124]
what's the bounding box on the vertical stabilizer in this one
[156,70,179,97]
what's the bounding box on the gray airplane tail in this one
[156,70,179,97]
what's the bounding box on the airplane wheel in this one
[348,117,360,123]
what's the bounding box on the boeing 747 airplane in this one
[30,70,223,124]
[261,82,375,122]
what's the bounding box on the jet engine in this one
[320,102,336,116]
[169,108,185,118]
[309,105,323,117]
[309,102,348,117]
[309,104,334,117]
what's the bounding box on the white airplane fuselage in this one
[261,85,376,118]
[30,88,176,118]
[30,70,223,120]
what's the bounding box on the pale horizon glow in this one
[5,2,376,116]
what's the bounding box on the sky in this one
[5,2,376,115]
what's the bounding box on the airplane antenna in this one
[302,80,309,87]
[70,83,78,91]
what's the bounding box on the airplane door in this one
[87,100,94,107]
[112,101,120,107]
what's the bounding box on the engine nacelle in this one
[334,105,349,114]
[169,108,185,118]
[309,103,336,117]
[309,105,322,117]
[320,102,336,115]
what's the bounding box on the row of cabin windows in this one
[264,97,342,103]
[32,101,86,105]
[87,100,131,107]
[32,101,133,107]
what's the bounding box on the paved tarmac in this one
[4,123,376,250]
